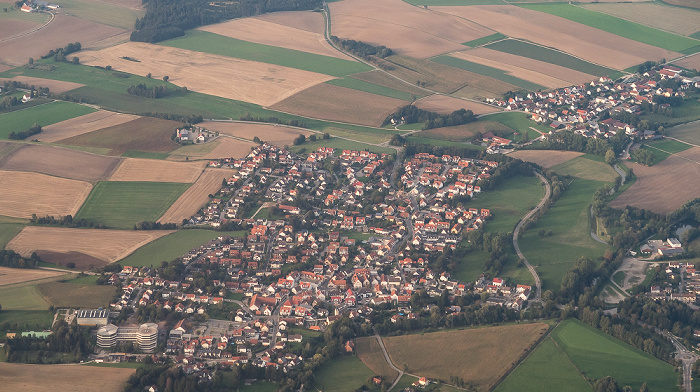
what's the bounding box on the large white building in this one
[96,323,158,352]
[76,309,109,326]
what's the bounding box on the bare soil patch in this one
[270,83,407,127]
[7,226,173,263]
[609,147,700,214]
[201,122,314,147]
[329,0,493,58]
[414,94,498,115]
[433,5,680,70]
[0,144,121,181]
[0,363,134,392]
[450,48,596,89]
[0,266,63,287]
[0,76,83,94]
[0,14,127,67]
[0,170,92,219]
[0,20,42,42]
[355,337,399,384]
[158,168,235,224]
[582,2,700,36]
[40,111,140,143]
[200,18,352,60]
[253,10,325,34]
[109,158,205,183]
[673,53,700,72]
[509,150,584,168]
[79,42,335,106]
[36,251,108,270]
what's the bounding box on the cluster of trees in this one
[40,42,81,63]
[140,112,203,124]
[133,221,178,230]
[618,296,700,342]
[292,134,306,145]
[384,105,476,130]
[0,250,39,269]
[594,376,649,392]
[532,130,628,157]
[239,113,308,128]
[127,84,177,98]
[5,320,92,364]
[8,124,41,140]
[630,148,655,165]
[3,80,49,95]
[30,214,105,228]
[131,0,321,43]
[330,36,392,59]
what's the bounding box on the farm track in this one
[372,327,404,391]
[0,11,54,43]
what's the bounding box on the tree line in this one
[239,113,308,129]
[40,42,81,64]
[384,105,476,130]
[30,214,106,229]
[126,83,185,99]
[0,250,39,269]
[8,124,41,140]
[527,130,628,157]
[330,36,392,59]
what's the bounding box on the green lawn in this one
[463,33,507,47]
[313,356,377,392]
[0,310,53,330]
[641,95,700,126]
[405,135,485,149]
[484,39,622,77]
[65,274,99,285]
[647,138,693,154]
[520,3,700,54]
[552,319,678,391]
[326,77,418,101]
[0,101,96,139]
[287,137,396,155]
[74,181,190,229]
[161,30,371,77]
[432,56,545,92]
[0,281,52,310]
[495,337,592,392]
[323,126,402,145]
[0,3,49,23]
[470,174,545,233]
[118,229,246,267]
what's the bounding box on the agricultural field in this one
[326,77,418,101]
[521,3,700,54]
[37,281,116,308]
[355,337,400,384]
[157,168,235,224]
[200,122,314,147]
[480,112,549,135]
[470,174,545,233]
[673,53,700,72]
[0,76,84,94]
[509,150,584,169]
[109,158,204,183]
[47,0,144,30]
[551,319,677,391]
[0,144,122,182]
[419,122,503,142]
[668,121,700,145]
[463,32,507,47]
[79,42,335,107]
[433,55,545,92]
[0,215,25,249]
[609,147,700,214]
[383,323,549,391]
[6,226,173,264]
[323,127,400,145]
[413,94,498,115]
[0,170,92,219]
[74,181,190,229]
[349,70,428,97]
[168,138,258,161]
[0,101,97,139]
[56,117,182,156]
[582,2,700,37]
[549,156,618,183]
[662,0,700,9]
[329,0,493,58]
[0,363,134,392]
[312,355,377,392]
[270,83,407,127]
[39,111,140,143]
[0,276,67,310]
[0,266,64,287]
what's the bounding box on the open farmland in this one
[668,122,700,145]
[355,337,400,383]
[168,137,258,161]
[0,144,121,182]
[509,150,584,169]
[56,117,182,156]
[383,323,549,390]
[0,76,83,94]
[420,122,505,142]
[329,0,493,58]
[414,94,498,115]
[37,281,116,308]
[39,111,140,143]
[673,53,700,72]
[37,250,109,270]
[79,42,335,106]
[582,2,700,37]
[312,356,375,392]
[0,267,63,287]
[200,122,314,147]
[470,174,545,234]
[0,216,25,249]
[47,0,144,30]
[434,5,679,70]
[433,55,545,92]
[609,147,700,214]
[271,84,406,127]
[0,363,134,392]
[350,70,428,97]
[75,181,190,229]
[158,168,235,224]
[0,14,128,67]
[550,156,618,183]
[0,101,97,139]
[253,10,324,33]
[0,171,92,219]
[109,158,204,183]
[663,0,700,10]
[7,226,173,263]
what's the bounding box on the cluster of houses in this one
[20,0,59,12]
[648,260,698,304]
[175,126,215,144]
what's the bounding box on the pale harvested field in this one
[168,138,258,161]
[414,94,498,115]
[0,144,121,182]
[0,171,92,219]
[0,266,63,287]
[0,20,41,42]
[0,14,127,67]
[582,2,700,36]
[329,0,493,58]
[450,48,597,89]
[200,18,352,60]
[253,10,325,33]
[79,42,335,106]
[509,150,584,168]
[158,168,235,224]
[271,83,407,127]
[660,0,700,10]
[0,363,134,392]
[0,76,83,94]
[673,53,700,72]
[40,111,140,143]
[109,158,205,183]
[609,148,700,214]
[355,337,399,383]
[201,122,314,146]
[433,5,680,70]
[7,226,173,263]
[383,323,549,391]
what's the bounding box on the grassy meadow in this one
[326,77,417,101]
[0,215,26,249]
[313,355,377,392]
[463,33,507,47]
[37,281,116,308]
[0,101,96,139]
[51,0,144,29]
[470,174,545,233]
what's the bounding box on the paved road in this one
[512,171,550,301]
[661,330,698,392]
[373,327,404,391]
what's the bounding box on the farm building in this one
[76,309,109,326]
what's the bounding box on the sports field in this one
[0,101,97,139]
[0,363,135,392]
[312,356,376,392]
[75,181,190,229]
[37,281,116,308]
[469,175,544,233]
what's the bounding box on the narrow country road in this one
[512,171,550,301]
[373,327,404,391]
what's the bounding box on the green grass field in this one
[326,77,417,101]
[313,356,377,392]
[65,274,99,285]
[74,181,190,229]
[324,126,402,145]
[50,0,144,29]
[552,319,677,391]
[161,30,371,77]
[432,56,545,92]
[0,101,96,139]
[0,215,25,249]
[288,136,396,155]
[520,3,700,54]
[647,138,693,154]
[402,0,504,5]
[479,112,549,135]
[463,33,507,47]
[641,94,700,125]
[404,135,486,149]
[470,175,544,233]
[668,121,700,145]
[550,156,618,182]
[0,281,52,310]
[118,229,246,267]
[495,337,591,392]
[484,39,622,77]
[37,281,116,308]
[0,310,53,330]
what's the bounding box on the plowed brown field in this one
[109,158,205,183]
[0,171,92,219]
[0,363,134,392]
[40,111,139,143]
[158,168,235,224]
[414,94,498,115]
[0,20,41,40]
[509,150,584,168]
[200,122,314,147]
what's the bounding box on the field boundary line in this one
[645,144,700,166]
[549,327,595,388]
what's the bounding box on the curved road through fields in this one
[513,171,550,302]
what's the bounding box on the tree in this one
[71,57,79,65]
[146,72,151,78]
[605,149,616,165]
[595,376,618,392]
[162,75,169,82]
[28,57,33,65]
